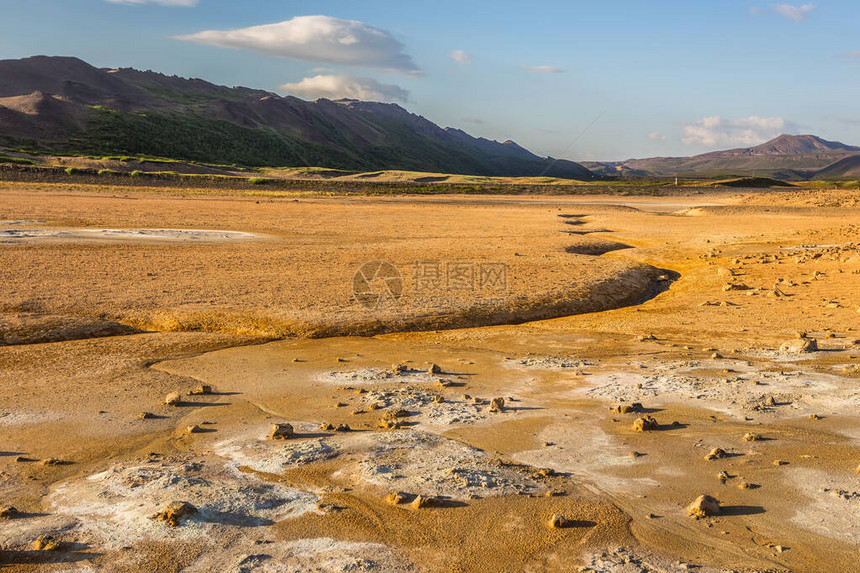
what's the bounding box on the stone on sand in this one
[631,416,659,432]
[779,337,818,354]
[0,505,20,519]
[705,447,727,461]
[489,397,506,413]
[548,513,571,529]
[269,423,294,440]
[164,391,183,406]
[189,384,212,395]
[185,425,202,435]
[743,433,761,442]
[686,494,720,518]
[151,501,197,527]
[386,492,410,505]
[30,534,61,551]
[428,363,442,374]
[411,495,441,509]
[139,411,156,420]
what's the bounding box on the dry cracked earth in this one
[0,183,859,572]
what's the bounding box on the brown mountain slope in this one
[0,55,595,178]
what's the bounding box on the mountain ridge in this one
[0,55,595,179]
[584,134,860,179]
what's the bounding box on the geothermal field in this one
[0,181,858,572]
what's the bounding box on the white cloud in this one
[450,50,471,64]
[648,131,666,142]
[522,65,565,74]
[280,75,410,103]
[771,3,815,22]
[682,116,790,148]
[104,0,198,5]
[177,15,419,75]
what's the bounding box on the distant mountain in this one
[584,134,860,180]
[0,56,595,179]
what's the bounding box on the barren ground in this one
[0,182,858,572]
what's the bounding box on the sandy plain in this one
[0,182,858,572]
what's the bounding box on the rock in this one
[779,337,818,354]
[637,334,657,342]
[189,384,212,396]
[30,534,61,551]
[185,425,202,434]
[152,501,197,527]
[139,411,156,420]
[743,433,761,442]
[738,482,753,490]
[411,495,440,509]
[392,363,407,375]
[489,397,506,413]
[808,414,821,420]
[386,492,410,505]
[548,513,570,528]
[432,395,445,404]
[164,391,183,406]
[428,363,442,374]
[686,494,720,518]
[612,402,643,414]
[705,448,727,461]
[0,506,20,519]
[723,282,752,291]
[269,423,294,440]
[773,460,788,466]
[335,424,351,432]
[436,378,453,388]
[383,409,409,420]
[377,419,401,430]
[631,416,659,432]
[40,458,61,466]
[855,463,860,475]
[319,423,335,431]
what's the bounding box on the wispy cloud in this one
[682,115,791,147]
[461,117,484,124]
[834,50,860,59]
[177,15,420,75]
[281,74,410,103]
[521,65,565,74]
[770,3,815,22]
[105,0,199,5]
[648,131,666,142]
[450,50,471,64]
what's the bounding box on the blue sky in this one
[2,0,860,160]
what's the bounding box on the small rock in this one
[489,397,506,413]
[612,402,643,414]
[779,337,818,354]
[335,424,351,432]
[686,494,720,518]
[432,395,445,404]
[319,423,335,431]
[139,412,156,420]
[808,413,821,420]
[773,460,788,466]
[548,513,570,528]
[631,416,659,432]
[30,534,61,551]
[151,501,197,527]
[189,384,212,396]
[411,495,440,509]
[386,492,410,505]
[0,506,20,519]
[428,363,442,374]
[269,423,294,440]
[185,425,202,435]
[164,391,183,406]
[705,448,727,461]
[743,433,761,442]
[40,458,61,466]
[392,363,407,375]
[377,419,401,430]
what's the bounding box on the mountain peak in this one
[750,134,859,154]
